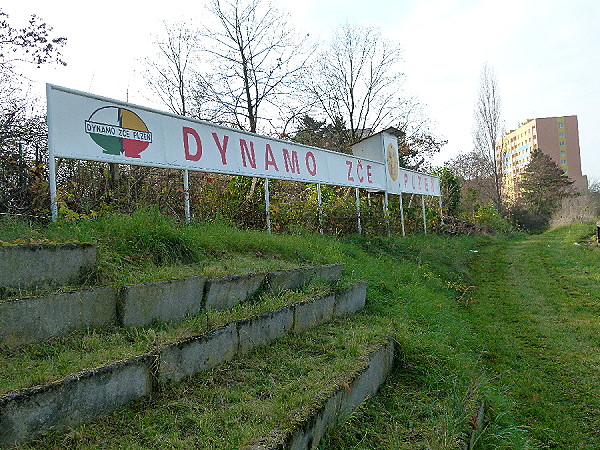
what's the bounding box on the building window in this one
[561,160,567,165]
[558,123,564,128]
[559,132,564,137]
[560,141,565,146]
[562,169,568,174]
[561,150,566,155]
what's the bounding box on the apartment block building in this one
[496,115,587,201]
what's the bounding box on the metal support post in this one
[49,154,58,222]
[183,169,191,223]
[317,183,323,235]
[356,187,362,235]
[422,194,427,235]
[399,193,406,237]
[384,191,390,237]
[47,84,58,222]
[265,178,271,234]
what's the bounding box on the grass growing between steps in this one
[3,212,599,448]
[20,317,391,449]
[0,209,302,301]
[0,284,336,393]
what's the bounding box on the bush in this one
[460,202,512,233]
[508,205,547,233]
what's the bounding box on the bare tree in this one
[445,150,497,216]
[396,97,446,170]
[200,0,310,133]
[306,23,403,149]
[0,9,66,71]
[143,22,208,117]
[473,63,503,209]
[0,9,65,216]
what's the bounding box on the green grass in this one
[0,284,338,394]
[0,209,306,301]
[19,317,390,449]
[2,212,598,448]
[462,223,600,448]
[323,222,599,449]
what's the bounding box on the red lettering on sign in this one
[412,175,416,189]
[357,161,364,183]
[425,177,429,192]
[212,133,229,165]
[282,149,300,174]
[183,127,202,161]
[306,152,317,176]
[240,139,256,169]
[418,176,422,189]
[367,165,373,184]
[404,173,409,187]
[346,161,354,181]
[265,144,279,171]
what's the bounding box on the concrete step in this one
[11,318,393,449]
[0,264,344,347]
[0,243,96,290]
[248,338,395,449]
[0,281,365,447]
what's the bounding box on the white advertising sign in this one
[380,133,441,197]
[47,85,386,190]
[397,168,441,196]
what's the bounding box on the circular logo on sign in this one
[85,106,152,158]
[386,143,399,181]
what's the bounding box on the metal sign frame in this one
[47,84,442,234]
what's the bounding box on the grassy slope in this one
[464,223,600,448]
[2,212,598,448]
[324,223,599,449]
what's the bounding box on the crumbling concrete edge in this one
[0,355,153,448]
[0,243,96,290]
[158,281,364,382]
[244,338,395,450]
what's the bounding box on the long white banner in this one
[46,84,439,196]
[47,85,385,190]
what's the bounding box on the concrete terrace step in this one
[0,243,96,290]
[0,282,366,447]
[0,264,344,347]
[12,320,393,450]
[247,338,395,450]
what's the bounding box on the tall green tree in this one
[292,115,348,151]
[510,149,573,231]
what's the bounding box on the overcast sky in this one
[5,0,600,183]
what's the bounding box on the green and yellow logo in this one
[85,106,152,158]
